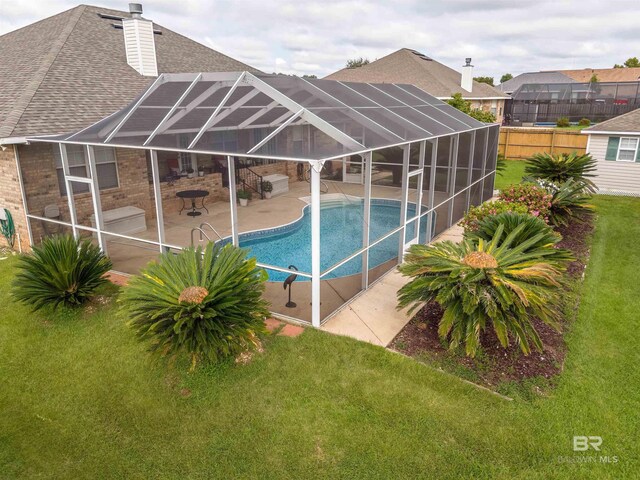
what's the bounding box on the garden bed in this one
[390,214,595,391]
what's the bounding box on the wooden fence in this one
[498,127,587,159]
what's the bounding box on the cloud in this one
[2,0,639,80]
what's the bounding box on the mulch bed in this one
[390,214,595,389]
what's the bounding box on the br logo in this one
[573,436,602,451]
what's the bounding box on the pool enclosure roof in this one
[38,71,487,161]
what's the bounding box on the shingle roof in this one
[562,67,640,83]
[0,4,258,138]
[584,108,640,134]
[325,49,508,100]
[497,71,576,93]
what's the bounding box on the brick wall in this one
[0,146,29,251]
[19,143,152,244]
[14,144,305,249]
[156,173,225,214]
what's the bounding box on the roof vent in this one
[122,4,158,76]
[129,3,143,18]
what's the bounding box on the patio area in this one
[103,177,457,323]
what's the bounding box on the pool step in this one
[298,193,362,207]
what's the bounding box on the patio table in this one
[176,189,209,217]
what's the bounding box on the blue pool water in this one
[238,199,429,281]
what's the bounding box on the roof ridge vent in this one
[409,50,432,61]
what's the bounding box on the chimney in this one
[122,3,158,76]
[461,57,473,92]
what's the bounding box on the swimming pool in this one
[238,198,432,281]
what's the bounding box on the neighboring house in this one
[0,3,259,250]
[499,68,640,125]
[325,49,509,122]
[498,67,640,94]
[583,109,640,196]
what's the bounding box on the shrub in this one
[237,189,252,200]
[578,118,591,127]
[261,180,273,193]
[460,199,528,232]
[447,93,496,123]
[498,183,552,222]
[536,178,594,227]
[556,117,570,127]
[464,212,573,267]
[397,224,563,357]
[524,151,597,192]
[12,234,112,311]
[496,153,506,175]
[121,243,270,369]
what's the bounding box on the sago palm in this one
[464,212,574,267]
[398,224,563,357]
[120,243,270,369]
[545,178,594,227]
[525,151,597,192]
[12,234,112,311]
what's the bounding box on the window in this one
[177,134,197,172]
[617,137,638,162]
[251,129,277,164]
[292,125,304,156]
[54,145,119,195]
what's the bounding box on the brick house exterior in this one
[0,4,259,251]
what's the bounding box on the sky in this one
[2,0,640,82]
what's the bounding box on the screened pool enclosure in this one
[27,72,499,327]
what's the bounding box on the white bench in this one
[91,206,147,235]
[262,174,289,197]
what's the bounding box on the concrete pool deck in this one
[320,222,465,347]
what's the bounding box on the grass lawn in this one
[1,196,639,478]
[495,159,527,190]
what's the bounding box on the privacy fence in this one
[498,127,587,159]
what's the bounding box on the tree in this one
[589,73,599,83]
[613,57,640,68]
[346,57,370,69]
[447,93,496,123]
[302,74,317,79]
[473,76,494,86]
[500,73,513,84]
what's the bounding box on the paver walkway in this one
[265,318,304,337]
[321,223,465,347]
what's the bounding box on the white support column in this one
[447,134,459,227]
[150,150,166,252]
[398,145,410,262]
[416,141,426,218]
[465,131,476,211]
[425,138,438,243]
[480,128,490,199]
[59,144,79,239]
[86,145,106,253]
[361,151,372,289]
[227,156,239,246]
[310,160,322,328]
